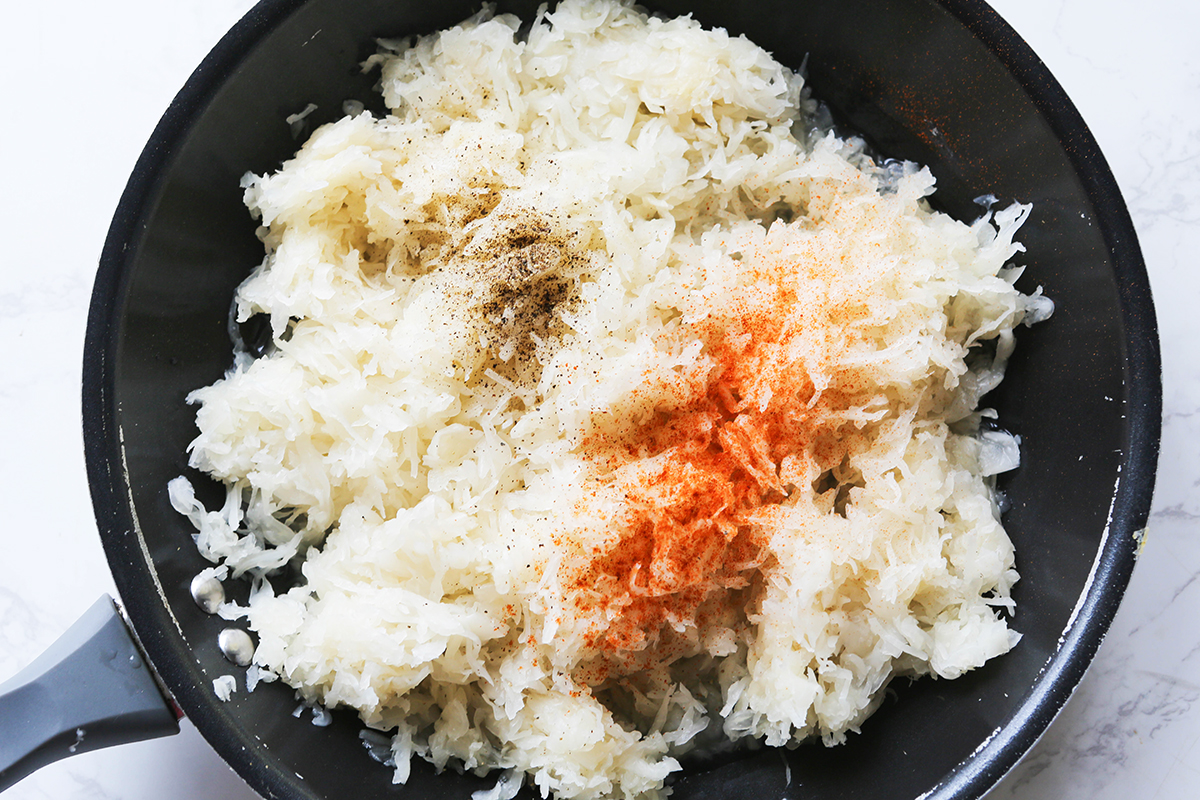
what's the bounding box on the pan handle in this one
[0,595,181,791]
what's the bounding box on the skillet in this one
[0,0,1159,798]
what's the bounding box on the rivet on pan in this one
[218,628,255,666]
[190,573,226,614]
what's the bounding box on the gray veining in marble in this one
[1,1,1196,798]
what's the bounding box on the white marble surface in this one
[0,1,1195,798]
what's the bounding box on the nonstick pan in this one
[0,0,1159,798]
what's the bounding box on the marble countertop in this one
[1,1,1195,798]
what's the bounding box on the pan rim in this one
[81,2,1161,799]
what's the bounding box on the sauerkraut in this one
[169,1,1049,797]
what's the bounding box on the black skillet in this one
[0,0,1159,798]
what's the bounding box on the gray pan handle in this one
[0,596,180,791]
